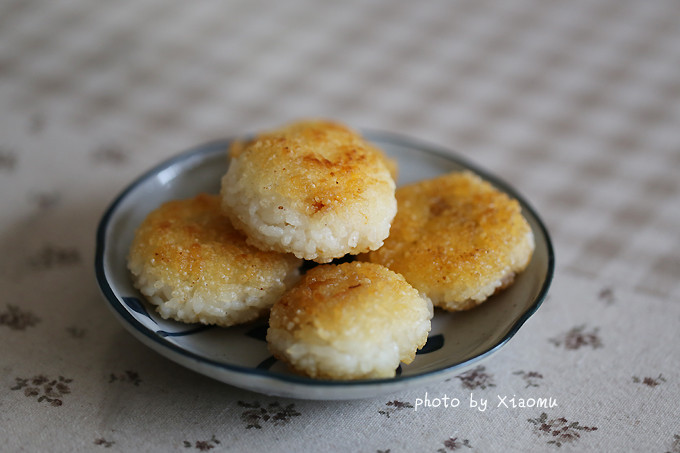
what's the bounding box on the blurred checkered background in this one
[2,0,677,299]
[1,0,679,450]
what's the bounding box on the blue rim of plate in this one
[94,129,555,391]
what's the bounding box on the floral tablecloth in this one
[1,0,679,451]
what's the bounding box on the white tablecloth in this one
[2,0,679,451]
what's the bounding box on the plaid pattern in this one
[1,0,679,451]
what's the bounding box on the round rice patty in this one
[267,261,433,380]
[360,171,535,311]
[127,193,301,326]
[220,120,397,263]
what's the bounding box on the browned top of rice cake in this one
[360,171,534,308]
[129,193,299,286]
[229,120,396,216]
[269,261,426,340]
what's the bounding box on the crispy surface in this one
[269,262,425,340]
[228,120,395,218]
[267,261,432,379]
[127,193,301,325]
[220,120,397,262]
[130,194,298,284]
[360,171,534,310]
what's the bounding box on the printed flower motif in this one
[455,365,495,390]
[416,334,445,355]
[528,412,597,447]
[549,325,603,350]
[11,375,73,406]
[238,401,301,429]
[30,113,45,134]
[598,287,615,304]
[437,437,472,451]
[30,191,60,210]
[666,434,680,453]
[378,400,414,418]
[245,323,269,341]
[514,370,544,388]
[632,374,666,387]
[94,438,115,448]
[183,435,220,451]
[0,148,17,170]
[109,370,141,386]
[0,304,41,330]
[92,144,128,165]
[66,326,87,339]
[28,244,81,270]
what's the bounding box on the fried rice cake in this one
[360,171,534,311]
[127,193,301,326]
[220,120,397,263]
[267,261,433,380]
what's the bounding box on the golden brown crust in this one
[128,193,300,299]
[360,171,534,310]
[228,120,396,217]
[269,262,425,340]
[267,261,432,379]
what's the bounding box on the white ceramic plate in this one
[95,130,554,400]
